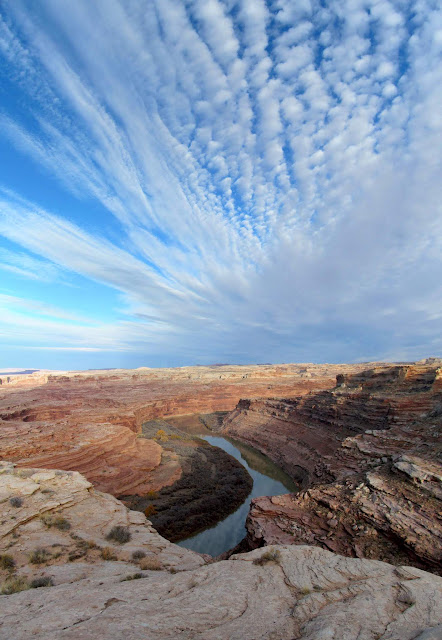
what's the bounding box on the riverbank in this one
[121,417,253,542]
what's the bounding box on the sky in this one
[0,0,441,370]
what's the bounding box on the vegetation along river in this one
[177,435,298,557]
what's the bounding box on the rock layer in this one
[1,463,442,640]
[0,363,373,498]
[223,363,442,572]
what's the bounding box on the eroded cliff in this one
[223,362,442,572]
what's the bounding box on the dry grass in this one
[139,556,163,571]
[101,547,118,561]
[106,526,131,544]
[252,549,281,566]
[0,554,15,571]
[29,548,50,564]
[1,576,30,595]
[40,514,71,531]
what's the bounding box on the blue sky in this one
[0,0,441,370]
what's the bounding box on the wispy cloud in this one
[0,0,441,365]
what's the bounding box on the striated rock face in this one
[0,363,373,499]
[1,463,442,640]
[223,363,442,572]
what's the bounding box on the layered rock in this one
[1,463,442,640]
[223,363,442,572]
[0,363,373,499]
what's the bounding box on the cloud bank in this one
[0,0,441,367]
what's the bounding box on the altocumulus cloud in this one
[0,0,441,367]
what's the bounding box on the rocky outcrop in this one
[223,363,442,572]
[0,363,374,499]
[1,463,442,640]
[0,461,205,574]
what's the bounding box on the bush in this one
[101,547,117,561]
[40,514,71,531]
[120,573,145,581]
[144,505,157,518]
[132,550,146,561]
[139,556,162,571]
[253,549,281,566]
[0,576,29,595]
[106,526,131,544]
[0,554,15,571]
[29,548,50,564]
[9,496,23,508]
[30,576,54,589]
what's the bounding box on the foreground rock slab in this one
[1,464,442,640]
[2,545,442,640]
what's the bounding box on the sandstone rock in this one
[225,364,442,572]
[0,461,205,575]
[0,363,367,499]
[1,543,441,639]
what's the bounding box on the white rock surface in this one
[1,463,441,640]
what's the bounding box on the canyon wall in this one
[222,362,442,572]
[0,363,373,498]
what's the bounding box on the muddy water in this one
[177,435,298,556]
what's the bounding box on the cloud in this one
[0,0,441,365]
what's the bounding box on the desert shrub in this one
[30,576,54,589]
[299,586,311,596]
[120,573,145,581]
[155,429,168,442]
[139,556,162,571]
[68,550,86,562]
[40,514,71,531]
[106,526,131,544]
[146,490,158,498]
[9,496,23,508]
[29,548,50,564]
[0,554,15,571]
[0,576,29,595]
[253,549,281,566]
[101,547,117,561]
[132,550,146,561]
[144,505,157,518]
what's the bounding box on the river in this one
[177,435,298,556]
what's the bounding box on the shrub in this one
[106,526,131,544]
[146,490,158,498]
[299,586,311,596]
[139,556,162,571]
[0,576,29,595]
[144,505,157,518]
[155,429,168,442]
[30,576,54,589]
[40,514,71,531]
[101,547,117,561]
[120,573,145,581]
[0,554,15,571]
[132,550,146,561]
[252,549,281,566]
[9,497,23,508]
[29,548,50,564]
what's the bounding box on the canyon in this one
[0,363,372,499]
[1,360,441,638]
